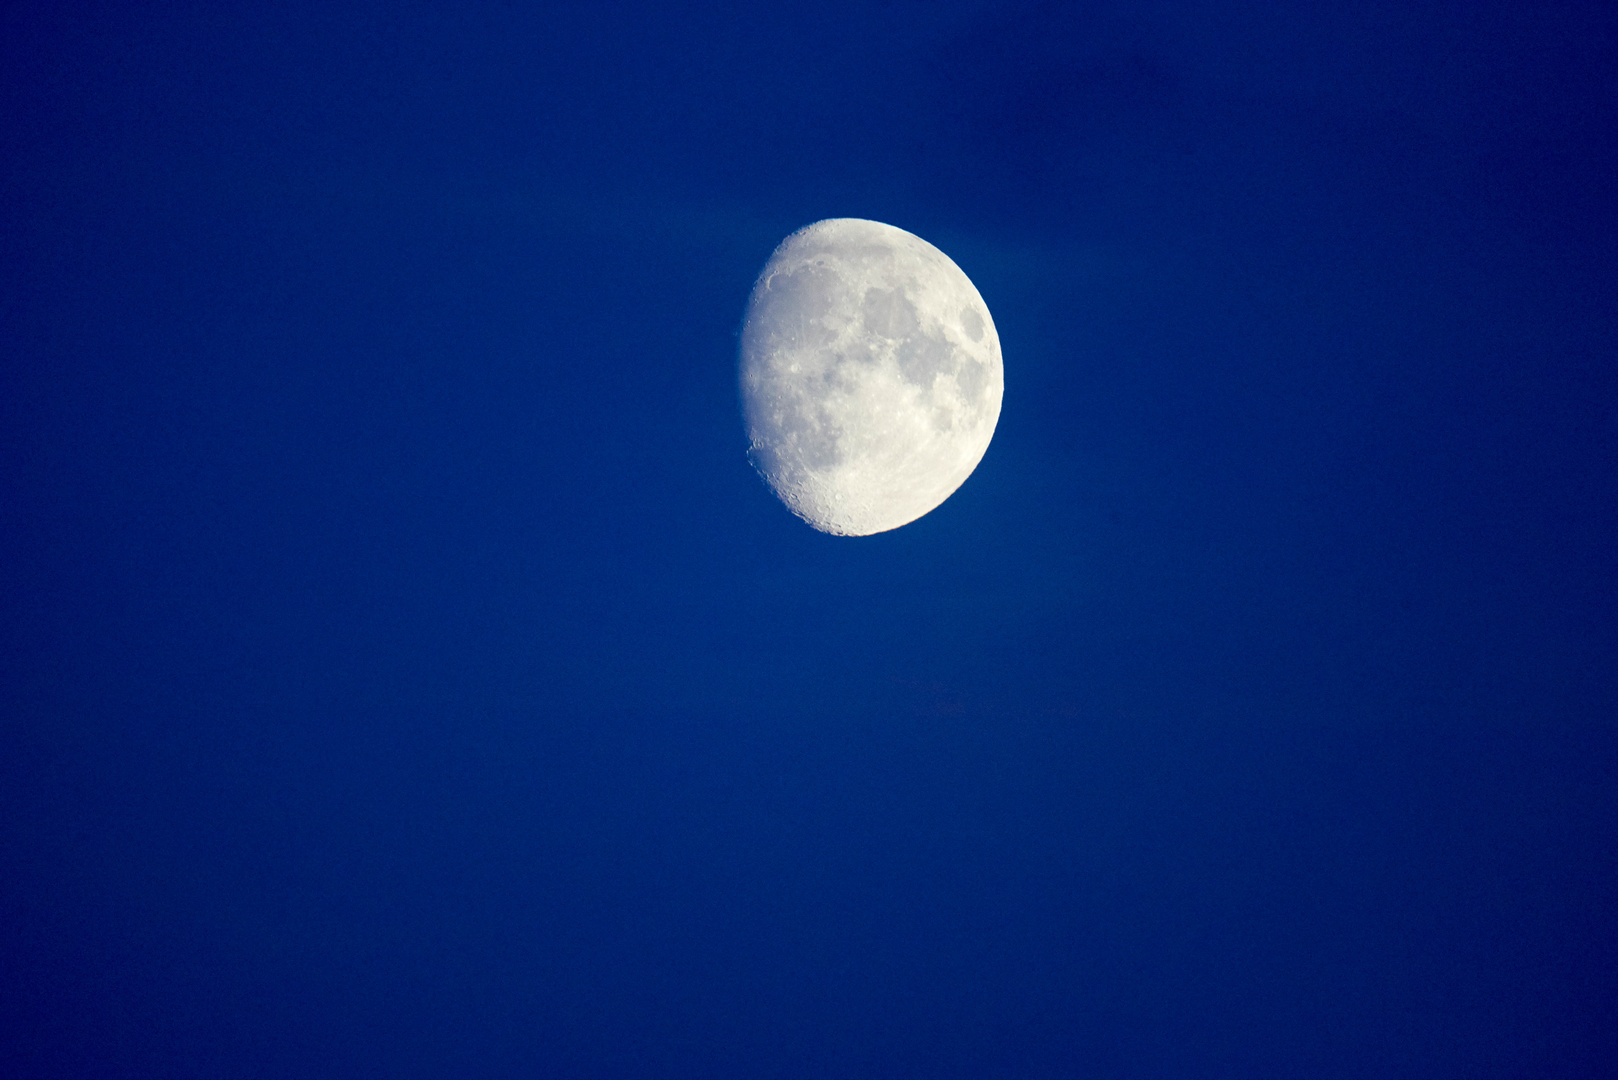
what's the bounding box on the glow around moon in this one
[738,218,1003,536]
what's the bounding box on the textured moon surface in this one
[739,218,1003,536]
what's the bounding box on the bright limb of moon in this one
[738,218,1004,536]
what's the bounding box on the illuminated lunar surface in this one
[738,218,1003,536]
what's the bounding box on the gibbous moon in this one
[739,218,1003,536]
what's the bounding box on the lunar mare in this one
[739,218,1003,536]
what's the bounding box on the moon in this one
[738,218,1004,536]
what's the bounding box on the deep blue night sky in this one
[3,2,1616,1076]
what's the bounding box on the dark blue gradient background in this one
[3,2,1615,1076]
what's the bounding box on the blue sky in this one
[3,2,1615,1076]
